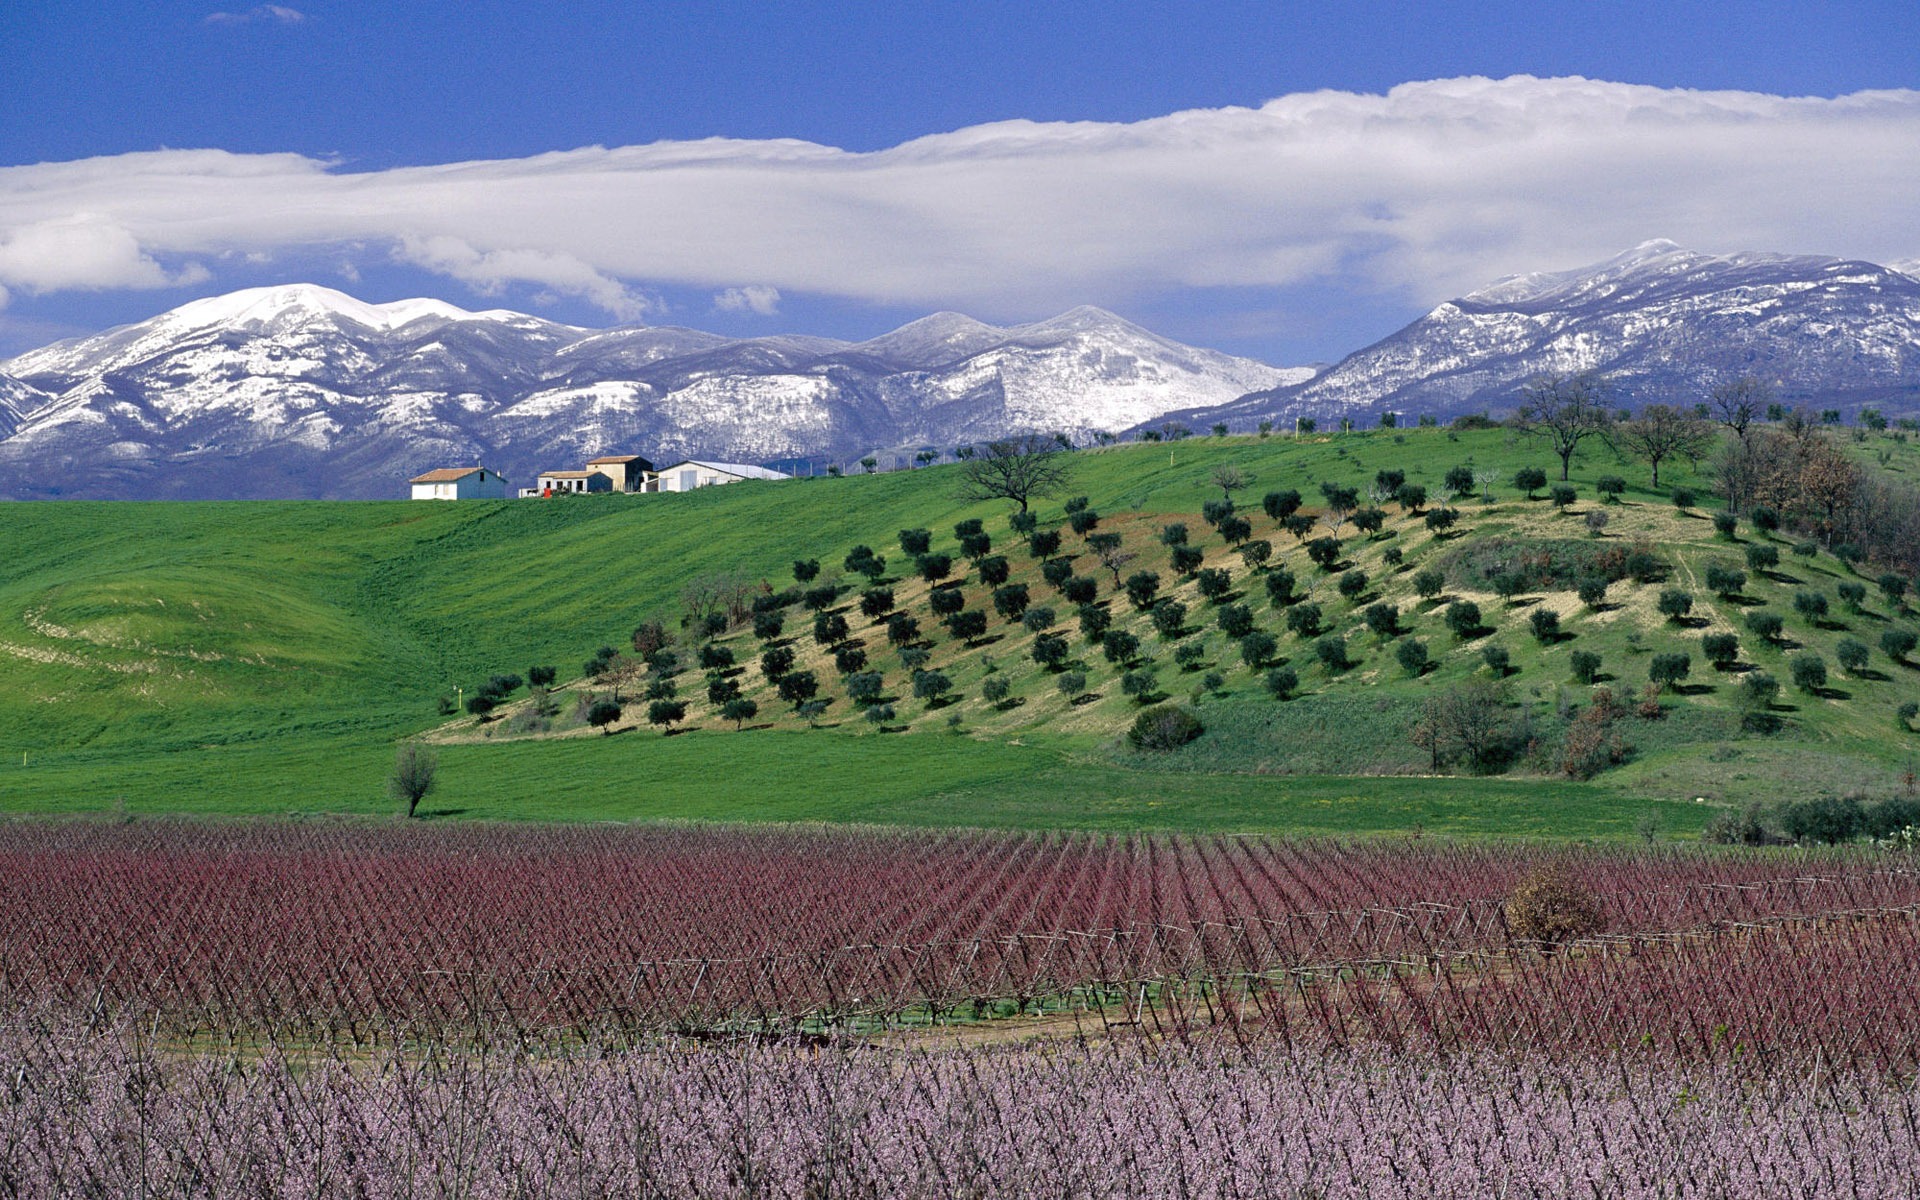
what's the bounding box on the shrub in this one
[1704,564,1746,597]
[1882,627,1919,661]
[1170,545,1204,576]
[1837,581,1867,612]
[1264,569,1297,608]
[1124,571,1162,609]
[845,671,884,704]
[1030,633,1070,670]
[1336,570,1369,601]
[1216,603,1255,639]
[1264,666,1299,700]
[1584,510,1609,537]
[720,697,759,729]
[1791,540,1819,558]
[1878,572,1908,605]
[1746,610,1784,641]
[977,556,1011,587]
[698,644,735,671]
[1150,599,1187,639]
[760,645,795,680]
[1414,569,1445,601]
[1128,704,1204,751]
[1314,635,1349,672]
[1445,600,1483,638]
[1120,668,1160,703]
[1570,649,1601,684]
[1745,543,1780,572]
[1671,487,1696,509]
[1701,633,1740,667]
[1701,803,1775,846]
[464,693,497,717]
[1160,522,1189,547]
[1596,475,1626,502]
[1397,638,1430,677]
[587,699,623,732]
[1173,642,1206,670]
[1713,511,1738,538]
[863,702,895,727]
[1491,571,1529,604]
[1549,484,1577,509]
[1504,866,1603,948]
[898,528,932,556]
[1750,505,1780,534]
[1576,576,1608,609]
[1364,603,1400,639]
[1528,608,1561,643]
[1239,630,1277,668]
[792,558,821,583]
[1056,670,1088,700]
[1900,701,1919,729]
[1285,602,1324,639]
[1076,604,1111,642]
[981,675,1012,706]
[1482,644,1511,676]
[993,583,1031,622]
[778,670,820,708]
[1836,638,1870,674]
[1648,652,1691,691]
[1196,567,1233,601]
[1789,654,1827,692]
[1383,546,1404,566]
[1657,588,1694,622]
[1740,670,1780,711]
[1513,467,1547,498]
[1022,606,1057,633]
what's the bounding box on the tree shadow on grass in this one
[417,808,471,820]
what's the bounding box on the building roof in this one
[410,467,486,484]
[658,460,792,481]
[538,469,600,479]
[586,454,650,466]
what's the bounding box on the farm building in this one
[409,467,509,500]
[536,469,613,496]
[585,454,655,492]
[653,460,792,492]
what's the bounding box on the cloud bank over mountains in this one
[2,76,1917,320]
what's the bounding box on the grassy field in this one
[1,425,1912,837]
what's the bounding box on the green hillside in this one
[2,426,1914,839]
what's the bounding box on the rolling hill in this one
[0,426,1915,837]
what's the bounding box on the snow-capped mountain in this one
[0,285,1305,499]
[1179,240,1920,430]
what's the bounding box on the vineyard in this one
[6,819,1920,1194]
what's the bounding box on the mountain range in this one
[2,240,1918,499]
[1182,240,1920,430]
[0,290,1303,500]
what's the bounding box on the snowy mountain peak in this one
[163,284,504,334]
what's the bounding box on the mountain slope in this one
[1185,241,1920,429]
[0,287,1301,499]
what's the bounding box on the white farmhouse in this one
[409,467,509,500]
[653,460,791,492]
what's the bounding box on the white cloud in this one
[713,285,781,315]
[204,6,307,25]
[1,77,1917,319]
[0,214,208,294]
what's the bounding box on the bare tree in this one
[955,434,1077,513]
[1513,372,1615,481]
[1210,464,1252,501]
[1095,541,1139,586]
[1615,404,1715,488]
[1711,376,1770,449]
[1411,679,1510,772]
[389,743,438,818]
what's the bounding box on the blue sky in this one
[3,1,1918,362]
